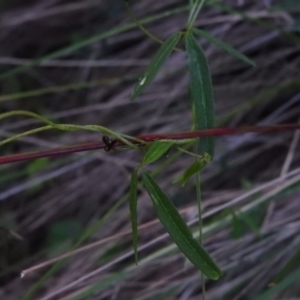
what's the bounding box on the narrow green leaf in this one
[185,33,215,158]
[143,141,174,165]
[142,171,222,280]
[132,33,181,99]
[129,169,139,264]
[192,28,256,66]
[173,153,210,186]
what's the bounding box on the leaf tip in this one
[134,253,139,266]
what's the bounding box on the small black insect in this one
[102,136,117,152]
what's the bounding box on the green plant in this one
[1,1,300,299]
[0,0,256,283]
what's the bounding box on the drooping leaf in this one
[142,171,222,280]
[185,33,215,158]
[143,141,175,165]
[129,168,139,264]
[192,28,256,66]
[173,154,210,186]
[132,32,181,99]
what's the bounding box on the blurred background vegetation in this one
[0,0,300,299]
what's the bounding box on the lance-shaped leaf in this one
[192,28,256,66]
[143,141,174,165]
[173,153,210,186]
[142,171,222,280]
[185,33,215,158]
[129,169,139,264]
[132,32,181,100]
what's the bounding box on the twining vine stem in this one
[0,123,299,165]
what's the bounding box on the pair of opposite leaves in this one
[129,28,255,279]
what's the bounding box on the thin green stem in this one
[124,1,182,52]
[177,147,203,158]
[0,110,144,150]
[125,1,163,45]
[0,126,52,147]
[2,124,300,165]
[189,0,194,9]
[195,143,206,298]
[187,0,205,30]
[196,170,202,245]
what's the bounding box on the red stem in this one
[0,124,299,165]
